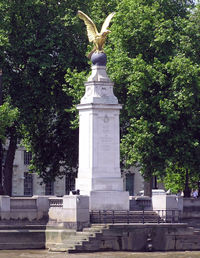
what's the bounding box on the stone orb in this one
[91,52,107,66]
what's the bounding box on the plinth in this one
[76,53,129,210]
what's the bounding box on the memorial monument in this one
[76,11,129,210]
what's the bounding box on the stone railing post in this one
[62,195,89,231]
[34,195,50,220]
[0,196,10,219]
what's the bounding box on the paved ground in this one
[0,250,200,258]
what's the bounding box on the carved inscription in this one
[99,114,114,153]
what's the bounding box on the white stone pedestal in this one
[152,194,183,211]
[48,195,89,230]
[76,64,129,211]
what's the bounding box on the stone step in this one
[84,224,109,229]
[49,243,80,252]
[91,224,110,227]
[70,240,100,253]
[76,232,96,237]
[62,237,89,243]
[49,239,88,247]
[49,239,93,251]
[82,228,104,233]
[48,224,107,253]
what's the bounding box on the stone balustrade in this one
[0,195,50,221]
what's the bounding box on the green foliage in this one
[0,101,18,141]
[0,0,93,182]
[163,167,186,194]
[163,163,199,193]
[63,68,88,129]
[107,0,200,187]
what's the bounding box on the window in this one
[45,181,54,195]
[65,173,76,195]
[24,172,33,196]
[24,151,32,165]
[126,173,134,196]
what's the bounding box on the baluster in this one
[142,208,144,224]
[99,210,101,223]
[112,210,114,224]
[127,210,129,224]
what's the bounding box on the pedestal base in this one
[89,191,129,211]
[76,177,124,194]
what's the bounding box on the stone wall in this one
[181,198,200,227]
[84,224,198,252]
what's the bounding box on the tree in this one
[0,0,94,190]
[161,3,200,195]
[106,0,200,196]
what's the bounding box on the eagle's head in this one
[102,30,111,37]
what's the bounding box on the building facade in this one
[11,145,145,197]
[12,146,74,196]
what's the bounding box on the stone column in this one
[76,53,129,211]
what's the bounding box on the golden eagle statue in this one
[78,10,115,58]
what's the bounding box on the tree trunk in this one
[144,177,153,197]
[3,126,17,196]
[183,169,191,198]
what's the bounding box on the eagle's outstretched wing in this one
[100,12,115,34]
[78,11,98,42]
